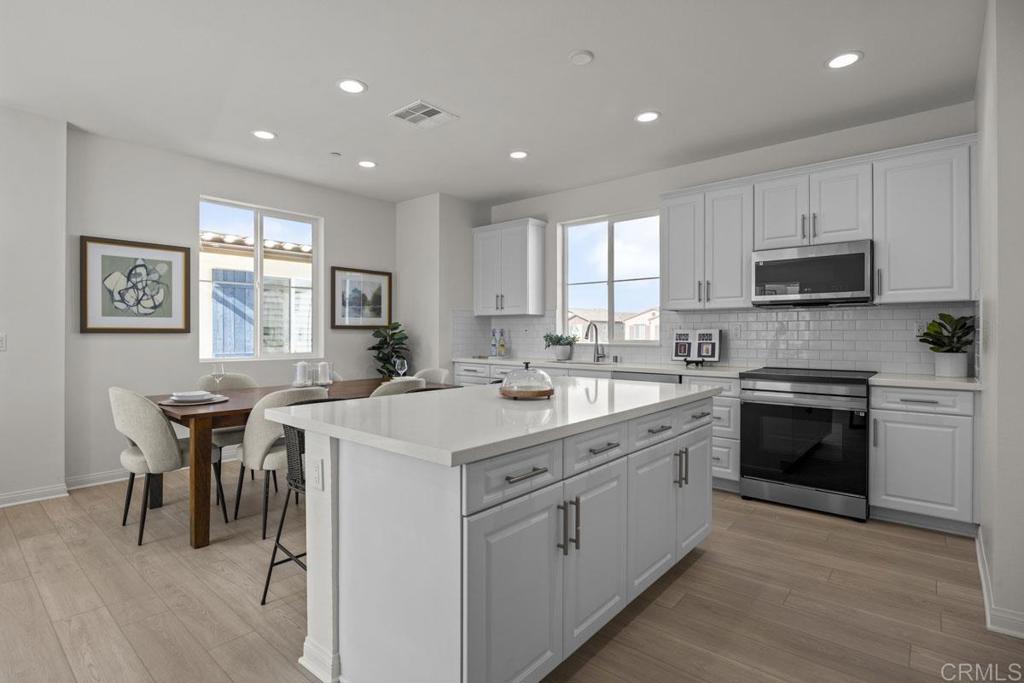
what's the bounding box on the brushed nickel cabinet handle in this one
[812,212,818,237]
[876,269,882,294]
[569,496,581,550]
[500,294,505,309]
[706,280,711,302]
[697,280,702,303]
[673,450,683,487]
[588,441,620,456]
[557,502,569,556]
[801,214,807,239]
[872,419,879,448]
[495,294,499,310]
[647,425,672,435]
[899,398,940,405]
[504,466,549,484]
[683,447,690,486]
[691,411,712,420]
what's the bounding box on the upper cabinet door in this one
[498,222,529,314]
[754,173,809,250]
[873,146,971,303]
[473,228,502,315]
[808,163,873,244]
[704,185,753,309]
[661,194,705,310]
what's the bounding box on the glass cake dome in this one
[499,362,554,400]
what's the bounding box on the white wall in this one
[65,130,395,486]
[975,0,1024,636]
[396,194,441,371]
[0,105,68,505]
[491,101,977,312]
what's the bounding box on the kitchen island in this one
[267,376,721,683]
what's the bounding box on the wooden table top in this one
[149,378,455,423]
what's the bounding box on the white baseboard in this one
[869,507,978,537]
[977,527,1024,640]
[66,468,130,490]
[0,482,69,509]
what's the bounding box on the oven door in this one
[752,239,872,305]
[740,391,868,497]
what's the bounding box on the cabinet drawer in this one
[627,407,684,452]
[711,397,740,439]
[684,377,739,398]
[711,437,740,481]
[463,441,563,514]
[490,365,516,379]
[564,422,630,476]
[870,387,973,416]
[454,362,490,378]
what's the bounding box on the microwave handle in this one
[876,269,882,294]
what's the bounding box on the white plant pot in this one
[552,345,573,361]
[934,352,968,378]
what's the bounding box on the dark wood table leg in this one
[188,416,212,548]
[148,473,163,508]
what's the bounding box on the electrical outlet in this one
[915,323,927,336]
[0,333,6,352]
[311,458,324,491]
[731,324,743,339]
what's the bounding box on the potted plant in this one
[917,313,975,378]
[543,332,579,361]
[368,322,409,379]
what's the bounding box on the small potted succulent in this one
[543,332,579,361]
[917,313,975,378]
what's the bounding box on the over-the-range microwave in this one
[751,239,873,306]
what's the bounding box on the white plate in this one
[167,394,222,404]
[172,391,213,400]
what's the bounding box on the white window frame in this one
[561,209,661,345]
[198,196,324,362]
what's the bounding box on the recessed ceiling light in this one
[509,150,528,160]
[358,160,377,168]
[827,51,862,69]
[338,79,367,94]
[634,111,660,123]
[569,50,594,66]
[252,130,276,140]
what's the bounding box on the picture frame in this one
[331,266,393,329]
[80,236,191,333]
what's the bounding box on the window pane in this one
[613,215,660,280]
[262,216,314,355]
[566,221,607,284]
[566,283,609,343]
[263,215,313,250]
[200,201,255,359]
[614,279,660,341]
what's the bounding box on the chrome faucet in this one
[584,322,606,363]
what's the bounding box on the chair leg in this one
[261,488,292,605]
[213,455,222,505]
[233,464,245,520]
[137,474,151,546]
[271,470,278,493]
[251,469,255,481]
[121,473,135,526]
[261,473,270,540]
[213,462,229,525]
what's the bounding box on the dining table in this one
[149,377,457,548]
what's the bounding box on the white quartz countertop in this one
[452,356,753,379]
[266,377,721,467]
[869,373,982,391]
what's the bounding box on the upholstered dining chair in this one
[109,387,229,544]
[368,377,426,397]
[413,367,450,384]
[233,386,327,538]
[197,371,258,499]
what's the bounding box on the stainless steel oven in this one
[752,239,873,306]
[739,368,874,520]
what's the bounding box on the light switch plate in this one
[311,458,324,491]
[0,333,6,352]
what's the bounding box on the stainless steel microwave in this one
[751,239,873,306]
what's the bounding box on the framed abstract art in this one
[331,266,392,329]
[80,236,191,333]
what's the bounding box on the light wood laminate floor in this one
[1,473,1020,683]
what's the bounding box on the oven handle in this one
[740,390,867,412]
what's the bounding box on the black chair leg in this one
[271,470,278,493]
[213,459,222,505]
[213,462,229,524]
[261,473,270,540]
[121,473,135,526]
[137,474,151,546]
[250,469,255,481]
[261,488,291,605]
[233,464,245,520]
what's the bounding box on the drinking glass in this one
[394,359,408,377]
[211,363,225,386]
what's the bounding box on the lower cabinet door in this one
[626,438,679,600]
[711,436,740,481]
[465,483,565,683]
[676,426,712,557]
[562,459,628,656]
[870,409,973,522]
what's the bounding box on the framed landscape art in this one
[331,266,392,329]
[80,236,190,333]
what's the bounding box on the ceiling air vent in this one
[388,100,458,129]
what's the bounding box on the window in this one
[564,213,660,343]
[198,198,320,360]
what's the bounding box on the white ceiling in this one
[0,0,985,205]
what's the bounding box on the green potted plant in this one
[543,332,579,361]
[917,313,975,378]
[368,322,409,379]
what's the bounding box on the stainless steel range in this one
[739,367,875,520]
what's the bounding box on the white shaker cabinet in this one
[465,483,565,683]
[625,439,680,599]
[754,164,872,250]
[661,192,704,309]
[873,145,971,303]
[675,424,712,557]
[473,218,545,316]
